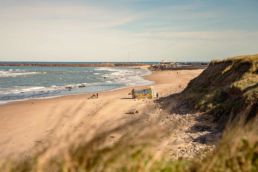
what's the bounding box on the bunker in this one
[131,88,153,99]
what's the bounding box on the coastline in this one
[0,79,153,106]
[0,69,203,158]
[0,66,153,106]
[0,66,152,106]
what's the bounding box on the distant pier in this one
[0,62,148,67]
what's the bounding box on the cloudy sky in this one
[0,0,258,62]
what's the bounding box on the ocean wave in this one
[100,68,151,85]
[0,86,57,95]
[0,70,45,78]
[0,82,93,97]
[95,67,120,72]
[0,67,153,102]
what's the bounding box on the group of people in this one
[88,89,160,100]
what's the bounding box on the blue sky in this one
[0,0,258,61]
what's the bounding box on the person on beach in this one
[131,89,135,99]
[88,93,98,99]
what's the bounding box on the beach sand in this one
[0,69,203,159]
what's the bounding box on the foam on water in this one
[0,69,45,78]
[0,66,152,104]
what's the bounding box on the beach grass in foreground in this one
[0,54,257,172]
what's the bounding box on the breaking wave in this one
[0,69,45,78]
[0,66,152,103]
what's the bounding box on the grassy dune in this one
[159,54,257,129]
[0,54,257,172]
[185,54,257,128]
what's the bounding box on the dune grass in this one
[1,114,257,172]
[0,54,257,172]
[177,54,258,128]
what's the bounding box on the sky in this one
[0,0,258,62]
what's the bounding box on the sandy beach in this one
[0,69,203,159]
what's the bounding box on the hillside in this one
[159,54,258,129]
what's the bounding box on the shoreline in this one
[0,81,154,106]
[0,67,154,106]
[0,69,203,158]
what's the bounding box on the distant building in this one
[148,61,177,70]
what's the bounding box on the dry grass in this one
[198,116,258,172]
[1,114,257,172]
[176,54,258,128]
[0,54,257,172]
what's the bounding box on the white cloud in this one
[0,4,138,28]
[0,2,257,61]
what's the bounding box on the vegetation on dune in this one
[179,54,258,128]
[1,117,258,172]
[0,54,257,172]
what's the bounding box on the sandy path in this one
[0,69,203,159]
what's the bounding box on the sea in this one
[0,62,156,104]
